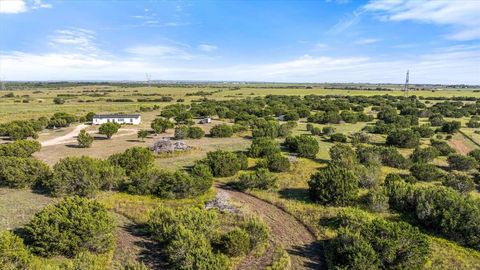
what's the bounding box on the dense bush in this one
[266,153,290,172]
[356,164,381,188]
[98,122,120,139]
[410,147,440,163]
[308,165,358,206]
[386,129,420,148]
[126,164,212,198]
[24,196,115,257]
[447,154,478,171]
[219,228,250,257]
[284,135,319,158]
[47,156,125,197]
[77,129,93,148]
[350,132,370,144]
[0,156,52,189]
[322,126,335,135]
[412,124,434,138]
[210,124,233,138]
[237,168,278,190]
[204,150,242,177]
[443,172,475,193]
[385,176,480,249]
[327,215,429,270]
[356,146,410,169]
[151,118,174,134]
[148,207,229,269]
[410,163,444,182]
[188,126,205,139]
[108,147,154,175]
[330,133,347,143]
[0,230,31,269]
[329,144,357,168]
[0,140,41,157]
[441,121,461,134]
[248,137,280,158]
[468,149,480,162]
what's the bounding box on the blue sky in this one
[1,0,479,84]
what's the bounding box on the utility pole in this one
[145,73,151,89]
[403,70,409,96]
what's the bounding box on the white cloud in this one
[0,0,27,13]
[364,0,480,40]
[0,0,51,13]
[125,45,193,60]
[48,28,99,53]
[314,43,329,49]
[32,0,51,9]
[2,45,479,84]
[354,38,380,45]
[198,44,217,52]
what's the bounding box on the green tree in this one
[137,129,149,142]
[77,129,93,148]
[386,129,420,148]
[308,165,358,206]
[248,137,280,158]
[53,97,65,104]
[174,125,189,139]
[99,122,120,139]
[151,118,174,134]
[266,153,290,172]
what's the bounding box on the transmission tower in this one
[403,70,409,96]
[145,73,151,89]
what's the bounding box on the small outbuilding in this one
[92,114,141,125]
[198,117,212,124]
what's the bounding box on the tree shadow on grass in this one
[278,187,311,203]
[288,240,326,270]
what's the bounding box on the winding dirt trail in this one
[215,184,324,270]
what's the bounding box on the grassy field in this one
[2,84,480,269]
[2,85,480,122]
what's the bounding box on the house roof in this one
[93,114,141,119]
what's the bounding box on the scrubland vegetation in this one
[1,83,480,269]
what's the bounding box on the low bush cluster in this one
[308,165,358,206]
[385,175,480,249]
[237,168,278,190]
[326,210,429,270]
[284,135,319,158]
[0,140,41,157]
[24,196,115,257]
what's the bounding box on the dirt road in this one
[215,184,324,270]
[41,124,138,147]
[41,124,89,147]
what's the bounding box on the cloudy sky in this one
[0,0,479,84]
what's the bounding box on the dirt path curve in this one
[41,125,138,147]
[215,184,324,270]
[41,124,89,147]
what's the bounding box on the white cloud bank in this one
[0,0,51,14]
[0,0,27,13]
[1,45,479,84]
[364,0,480,40]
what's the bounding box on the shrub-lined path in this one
[215,184,324,270]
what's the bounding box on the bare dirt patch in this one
[215,184,324,270]
[449,139,471,155]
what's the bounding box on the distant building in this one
[92,114,141,125]
[198,117,212,124]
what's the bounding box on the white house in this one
[92,114,141,125]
